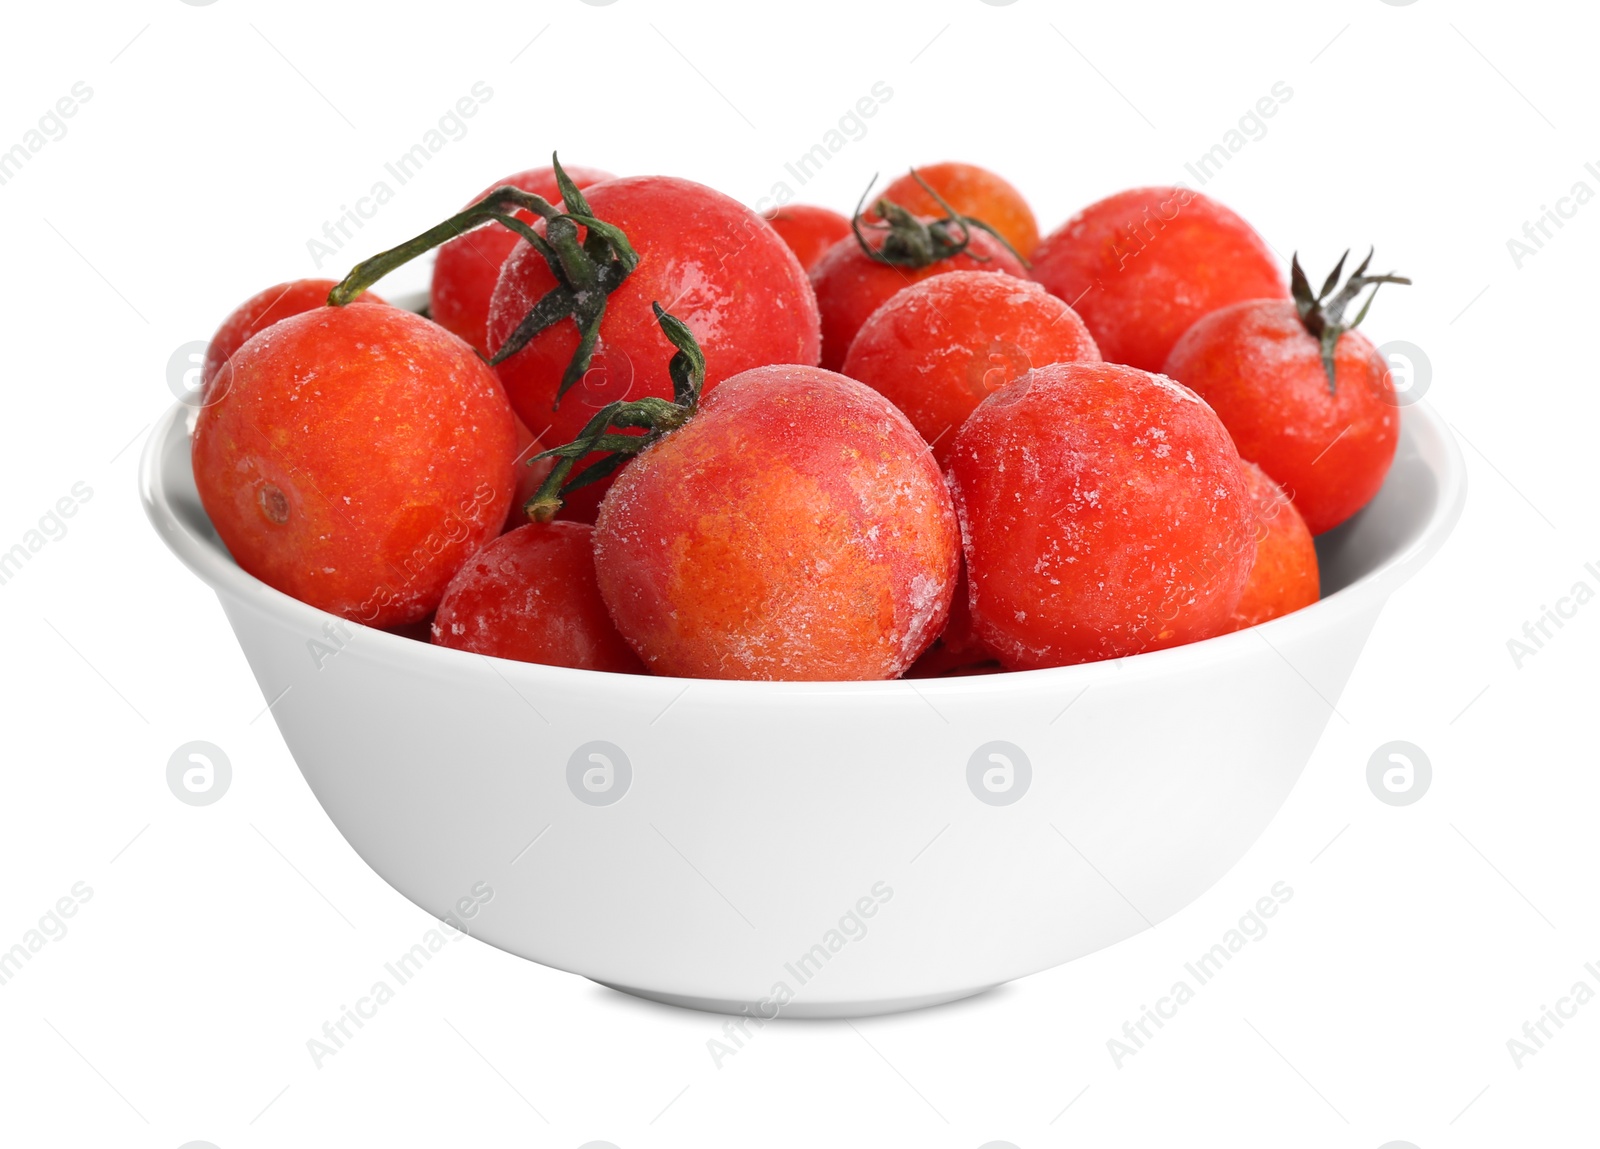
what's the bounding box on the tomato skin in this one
[505,416,554,532]
[192,305,516,628]
[1230,462,1320,629]
[203,279,385,392]
[810,224,1028,372]
[841,271,1099,467]
[948,361,1255,668]
[875,162,1040,257]
[488,176,821,453]
[593,365,959,681]
[1030,187,1285,371]
[429,165,613,354]
[431,522,643,673]
[1161,299,1398,535]
[764,204,851,271]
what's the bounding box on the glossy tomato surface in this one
[432,521,643,673]
[764,204,852,271]
[593,364,958,680]
[202,279,385,392]
[842,271,1099,466]
[193,305,516,627]
[948,361,1256,668]
[1031,186,1286,371]
[430,164,613,354]
[487,176,821,454]
[1162,299,1398,535]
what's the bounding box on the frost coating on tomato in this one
[842,271,1100,467]
[202,278,385,392]
[593,365,959,680]
[809,223,1027,373]
[432,522,642,673]
[430,164,613,353]
[486,176,821,451]
[1230,462,1320,630]
[192,305,516,628]
[1162,299,1398,535]
[764,204,852,271]
[1031,186,1286,372]
[948,361,1255,668]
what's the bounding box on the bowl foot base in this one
[592,980,1001,1019]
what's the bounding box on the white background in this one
[1,0,1594,1145]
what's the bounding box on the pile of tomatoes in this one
[191,156,1408,681]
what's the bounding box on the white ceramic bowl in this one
[142,394,1465,1017]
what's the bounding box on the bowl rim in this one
[141,396,1467,698]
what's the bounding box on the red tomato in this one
[873,162,1040,257]
[192,305,516,628]
[810,221,1027,372]
[1161,252,1404,535]
[430,164,613,354]
[1230,462,1319,629]
[764,204,851,271]
[202,279,385,392]
[841,271,1099,466]
[487,175,821,454]
[1031,187,1285,371]
[593,364,959,680]
[947,361,1255,667]
[903,562,998,677]
[505,416,555,532]
[432,522,643,673]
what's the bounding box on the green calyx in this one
[1290,248,1410,393]
[850,169,1029,270]
[523,303,705,523]
[327,153,638,405]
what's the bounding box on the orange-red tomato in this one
[841,271,1100,466]
[593,364,959,680]
[202,279,385,392]
[432,522,643,673]
[430,164,613,354]
[809,223,1027,372]
[1230,462,1320,629]
[764,204,851,271]
[1031,187,1286,371]
[192,305,516,628]
[874,162,1040,256]
[1162,299,1398,535]
[505,416,554,532]
[948,361,1256,667]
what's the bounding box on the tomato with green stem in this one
[871,162,1040,257]
[1162,249,1408,535]
[202,278,385,395]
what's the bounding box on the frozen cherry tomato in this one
[506,416,555,532]
[1162,251,1406,534]
[202,279,385,392]
[1031,186,1285,371]
[193,305,516,628]
[948,361,1255,668]
[903,562,998,677]
[764,204,852,271]
[1230,462,1319,629]
[593,364,959,680]
[811,213,1027,372]
[430,164,613,353]
[874,162,1040,257]
[432,522,643,673]
[841,271,1099,466]
[488,175,820,453]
